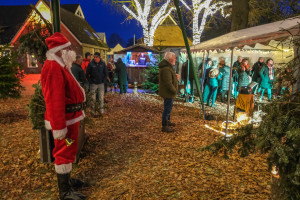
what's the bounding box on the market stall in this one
[180,16,300,134]
[114,44,160,84]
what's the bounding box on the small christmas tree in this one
[0,46,24,99]
[142,54,163,93]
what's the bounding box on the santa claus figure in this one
[41,32,86,200]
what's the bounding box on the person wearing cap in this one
[86,52,108,116]
[81,52,91,73]
[41,32,86,200]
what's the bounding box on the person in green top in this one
[259,58,275,101]
[158,52,179,133]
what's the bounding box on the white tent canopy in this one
[185,16,300,51]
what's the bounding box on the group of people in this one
[199,56,276,107]
[70,51,128,117]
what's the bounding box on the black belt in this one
[65,102,87,113]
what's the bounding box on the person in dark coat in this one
[115,58,128,94]
[232,56,242,99]
[158,52,179,133]
[217,58,225,94]
[259,58,275,101]
[202,58,213,103]
[218,63,231,103]
[71,55,87,87]
[251,57,264,94]
[86,52,108,115]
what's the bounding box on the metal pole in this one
[225,49,234,136]
[173,0,206,119]
[51,0,61,33]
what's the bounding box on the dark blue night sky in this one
[0,0,143,43]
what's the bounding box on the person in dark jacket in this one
[218,63,231,103]
[86,52,108,116]
[232,56,242,99]
[251,57,264,94]
[71,55,87,87]
[259,58,275,101]
[115,58,128,94]
[202,59,213,103]
[159,52,179,133]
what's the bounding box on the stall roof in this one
[115,44,160,54]
[185,16,300,51]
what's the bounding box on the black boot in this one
[162,126,174,132]
[69,177,85,189]
[167,121,176,127]
[57,173,86,200]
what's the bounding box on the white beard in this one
[61,50,76,69]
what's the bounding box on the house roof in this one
[61,4,79,13]
[153,25,192,47]
[60,8,108,49]
[107,43,124,55]
[187,16,300,51]
[96,32,106,41]
[115,44,159,54]
[0,5,32,44]
[0,1,108,49]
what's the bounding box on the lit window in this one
[27,54,38,68]
[84,29,92,37]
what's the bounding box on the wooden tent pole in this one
[225,49,234,136]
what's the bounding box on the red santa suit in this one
[41,32,86,174]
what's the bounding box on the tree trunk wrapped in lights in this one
[190,0,231,45]
[121,0,176,46]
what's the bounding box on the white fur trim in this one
[55,163,72,174]
[44,113,85,130]
[49,41,71,54]
[52,127,68,140]
[66,112,85,126]
[46,51,65,67]
[67,68,86,102]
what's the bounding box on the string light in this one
[191,0,232,45]
[122,0,189,46]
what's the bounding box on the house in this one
[107,43,124,60]
[0,0,109,74]
[152,16,192,51]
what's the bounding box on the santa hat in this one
[46,32,71,53]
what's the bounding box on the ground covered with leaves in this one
[0,76,271,199]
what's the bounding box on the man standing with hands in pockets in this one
[159,52,179,133]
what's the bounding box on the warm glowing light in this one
[36,1,51,22]
[204,124,232,137]
[122,0,186,46]
[191,0,231,45]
